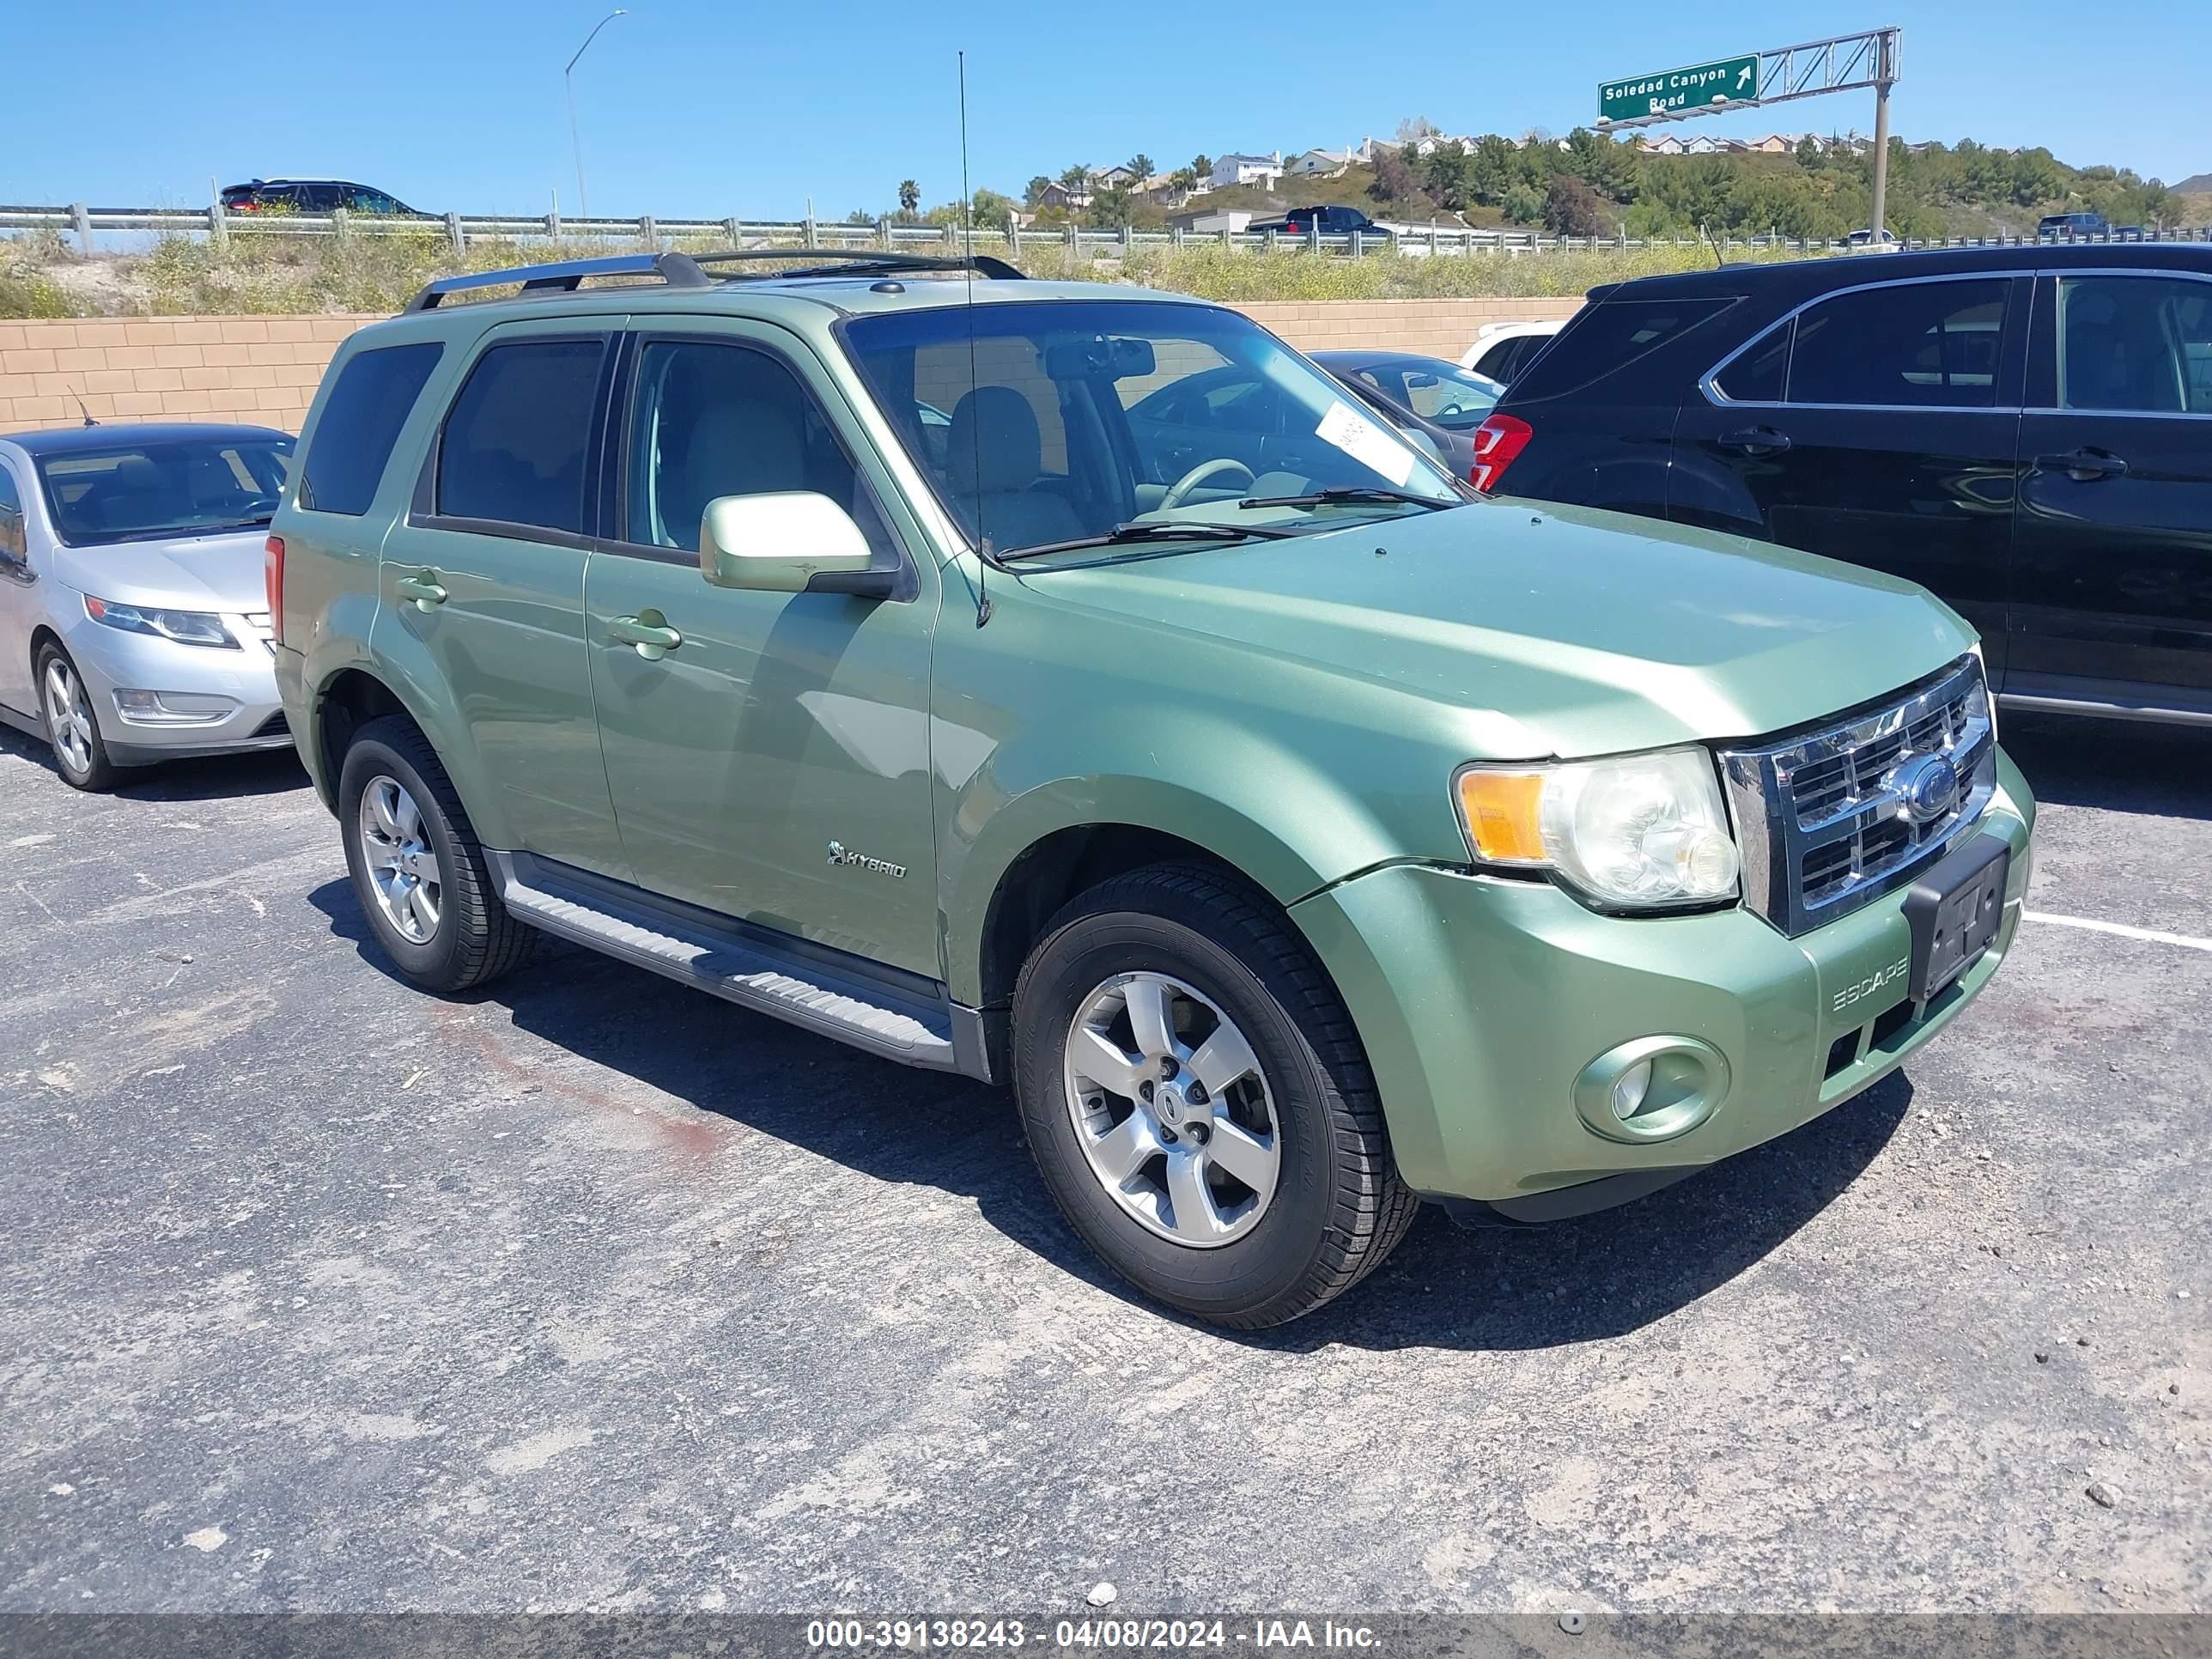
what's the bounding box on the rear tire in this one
[1012,864,1419,1328]
[36,643,118,792]
[337,716,532,993]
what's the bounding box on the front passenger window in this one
[0,469,26,565]
[623,339,894,556]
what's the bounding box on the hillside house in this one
[1208,152,1285,191]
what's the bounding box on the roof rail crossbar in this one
[403,252,713,313]
[686,247,1027,281]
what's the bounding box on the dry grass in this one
[1,227,1826,319]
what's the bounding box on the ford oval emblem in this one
[1893,753,1961,824]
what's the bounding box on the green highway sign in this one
[1601,54,1760,123]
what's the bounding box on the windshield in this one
[38,435,294,547]
[841,299,1459,556]
[1339,356,1504,431]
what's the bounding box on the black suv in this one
[220,179,423,216]
[1474,244,2212,724]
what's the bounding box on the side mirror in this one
[700,491,886,596]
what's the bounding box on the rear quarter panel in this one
[274,315,502,824]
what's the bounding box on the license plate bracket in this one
[1902,833,2010,1004]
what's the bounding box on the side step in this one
[489,851,970,1073]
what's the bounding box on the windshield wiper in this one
[1237,485,1458,512]
[94,517,275,544]
[996,520,1300,562]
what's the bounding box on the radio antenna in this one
[959,48,992,626]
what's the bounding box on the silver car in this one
[0,423,295,790]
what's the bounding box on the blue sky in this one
[5,1,2205,217]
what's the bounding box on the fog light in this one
[1610,1059,1654,1121]
[1573,1036,1731,1144]
[112,689,237,726]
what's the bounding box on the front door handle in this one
[394,571,447,610]
[609,613,684,661]
[1718,426,1792,455]
[2033,448,2129,482]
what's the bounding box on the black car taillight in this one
[1469,413,1533,492]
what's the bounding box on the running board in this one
[489,851,979,1074]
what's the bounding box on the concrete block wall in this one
[1236,297,1583,360]
[0,297,1581,434]
[0,317,376,432]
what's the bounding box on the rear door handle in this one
[2033,448,2129,481]
[1718,426,1792,455]
[609,613,684,660]
[394,571,447,610]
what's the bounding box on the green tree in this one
[1465,135,1526,205]
[1089,185,1138,230]
[971,187,1016,224]
[1500,182,1545,224]
[1190,154,1212,180]
[1127,154,1155,185]
[1561,127,1638,201]
[1024,174,1054,206]
[1418,141,1475,210]
[897,179,921,215]
[1059,164,1091,191]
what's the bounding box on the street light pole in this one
[565,9,629,222]
[1868,28,1898,244]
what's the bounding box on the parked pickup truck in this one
[270,249,2034,1328]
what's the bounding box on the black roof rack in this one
[402,246,1024,313]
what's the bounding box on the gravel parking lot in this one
[2,713,2205,1615]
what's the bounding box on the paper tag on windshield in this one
[1315,400,1416,488]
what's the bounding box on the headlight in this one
[83,596,238,649]
[1455,745,1741,910]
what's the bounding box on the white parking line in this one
[2026,911,2212,953]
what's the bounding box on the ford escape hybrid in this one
[270,249,2035,1328]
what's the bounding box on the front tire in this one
[337,716,532,993]
[36,644,118,792]
[1012,865,1419,1328]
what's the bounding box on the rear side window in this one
[1788,279,2010,409]
[301,342,443,516]
[1508,299,1732,400]
[2056,275,2212,414]
[1711,320,1790,402]
[435,339,606,534]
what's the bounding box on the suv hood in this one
[1021,501,1973,759]
[52,529,270,615]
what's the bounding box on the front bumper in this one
[64,612,289,765]
[1290,749,2036,1206]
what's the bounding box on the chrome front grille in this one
[1719,654,1998,936]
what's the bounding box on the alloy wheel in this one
[42,659,95,776]
[1061,971,1280,1248]
[357,775,442,945]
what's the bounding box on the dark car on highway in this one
[1471,243,2212,724]
[1311,349,1504,482]
[220,179,424,216]
[1250,205,1392,239]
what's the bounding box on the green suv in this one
[270,250,2035,1328]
